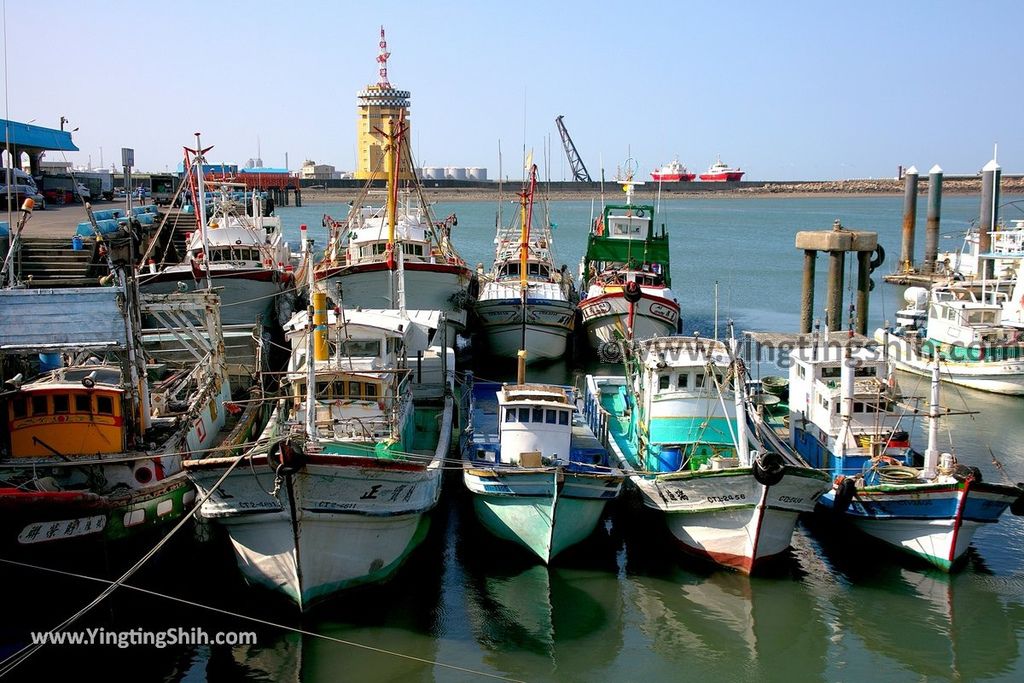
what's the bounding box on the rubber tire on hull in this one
[753,452,785,486]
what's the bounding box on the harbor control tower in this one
[354,27,412,180]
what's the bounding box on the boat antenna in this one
[497,138,503,230]
[599,153,605,212]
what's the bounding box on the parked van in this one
[0,168,39,208]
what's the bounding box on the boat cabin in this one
[596,204,653,241]
[787,345,910,473]
[497,384,574,466]
[4,366,126,458]
[495,259,553,282]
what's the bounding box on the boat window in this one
[695,373,705,388]
[501,263,520,279]
[505,408,516,423]
[519,407,531,422]
[821,367,841,379]
[854,367,876,377]
[797,365,806,379]
[677,374,689,389]
[53,395,70,414]
[96,395,114,415]
[545,409,557,424]
[339,340,380,357]
[365,383,378,399]
[74,394,90,412]
[532,407,544,423]
[528,263,540,276]
[316,381,331,397]
[11,397,26,419]
[558,410,569,425]
[31,395,47,416]
[659,375,670,390]
[349,381,361,398]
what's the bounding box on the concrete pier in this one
[795,220,879,335]
[923,165,942,275]
[899,166,918,272]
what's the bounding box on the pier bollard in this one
[796,221,878,334]
[979,159,1001,281]
[826,250,845,332]
[923,165,943,275]
[899,166,918,272]
[800,250,816,334]
[856,251,871,335]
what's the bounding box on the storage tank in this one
[467,167,488,181]
[447,166,467,181]
[424,167,445,180]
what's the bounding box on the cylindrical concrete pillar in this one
[979,159,1001,281]
[900,166,918,272]
[856,251,871,335]
[826,250,844,332]
[923,165,942,275]
[800,250,816,333]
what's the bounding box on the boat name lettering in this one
[317,501,357,510]
[777,495,803,504]
[649,303,678,323]
[706,494,746,504]
[18,515,106,544]
[582,301,612,319]
[664,488,689,501]
[237,501,278,509]
[360,485,382,499]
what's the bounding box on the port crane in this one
[554,115,592,182]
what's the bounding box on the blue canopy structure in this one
[1,119,79,175]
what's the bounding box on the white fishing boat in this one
[878,285,1024,395]
[778,337,1024,570]
[584,336,831,573]
[316,114,472,335]
[139,138,293,328]
[0,241,232,557]
[474,163,576,362]
[460,373,623,563]
[185,238,455,610]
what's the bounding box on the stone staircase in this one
[16,237,98,287]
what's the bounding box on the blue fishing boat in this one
[585,336,831,573]
[460,375,623,563]
[769,337,1024,570]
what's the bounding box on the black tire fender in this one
[833,477,857,515]
[869,244,885,271]
[624,281,642,304]
[753,451,785,487]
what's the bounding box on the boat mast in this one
[836,345,855,458]
[190,133,214,291]
[923,360,941,479]
[305,247,318,446]
[730,334,750,467]
[384,113,407,313]
[517,164,538,382]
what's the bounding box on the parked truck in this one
[76,170,114,201]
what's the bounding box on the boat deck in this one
[465,382,608,469]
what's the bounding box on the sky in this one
[7,1,1023,180]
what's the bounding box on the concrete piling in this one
[900,166,918,272]
[979,159,1001,281]
[923,165,942,275]
[795,220,879,334]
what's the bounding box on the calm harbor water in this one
[4,194,1023,682]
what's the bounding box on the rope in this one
[0,557,522,682]
[0,446,253,678]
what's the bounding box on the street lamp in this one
[60,116,68,131]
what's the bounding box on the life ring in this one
[833,476,857,515]
[268,439,304,474]
[1011,484,1024,516]
[635,208,645,218]
[753,451,785,486]
[869,244,885,271]
[235,239,243,245]
[624,281,642,304]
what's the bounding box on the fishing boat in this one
[877,285,1024,395]
[0,242,232,557]
[184,245,455,610]
[577,174,679,352]
[650,158,695,182]
[460,361,623,563]
[315,114,473,335]
[699,158,745,182]
[139,138,293,328]
[777,336,1024,570]
[584,336,831,573]
[474,163,576,362]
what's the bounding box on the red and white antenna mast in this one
[377,26,391,87]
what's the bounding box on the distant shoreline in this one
[294,177,1024,204]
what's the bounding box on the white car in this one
[74,182,91,201]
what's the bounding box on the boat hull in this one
[698,172,745,182]
[139,270,284,327]
[876,330,1024,395]
[474,298,575,361]
[818,480,1022,571]
[463,467,619,562]
[628,467,829,573]
[188,454,442,610]
[318,261,472,324]
[579,291,679,351]
[650,173,696,182]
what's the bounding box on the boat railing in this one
[582,375,613,451]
